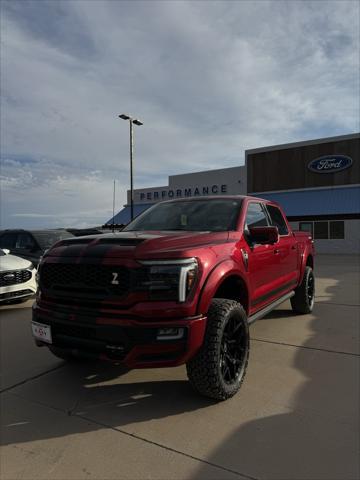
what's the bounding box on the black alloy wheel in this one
[307,270,315,308]
[291,266,315,314]
[220,313,248,385]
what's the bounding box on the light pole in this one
[119,114,143,221]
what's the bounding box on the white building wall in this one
[128,166,246,205]
[169,166,247,193]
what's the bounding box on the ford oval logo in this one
[308,155,353,173]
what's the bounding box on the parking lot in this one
[1,254,359,480]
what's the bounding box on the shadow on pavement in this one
[191,266,360,480]
[1,360,215,446]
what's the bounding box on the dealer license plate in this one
[31,321,52,344]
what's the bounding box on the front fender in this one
[196,259,249,315]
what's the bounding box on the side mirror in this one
[249,226,279,245]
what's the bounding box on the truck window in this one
[244,203,268,230]
[266,205,289,235]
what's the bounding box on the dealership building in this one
[109,132,359,254]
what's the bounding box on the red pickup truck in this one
[32,196,315,400]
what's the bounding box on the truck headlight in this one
[139,258,198,302]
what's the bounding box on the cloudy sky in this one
[1,0,359,228]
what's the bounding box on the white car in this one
[0,249,37,303]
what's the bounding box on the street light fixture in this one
[118,113,143,221]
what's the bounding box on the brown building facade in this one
[246,133,360,254]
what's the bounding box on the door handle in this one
[291,245,296,250]
[274,249,280,254]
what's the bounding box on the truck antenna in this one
[112,180,116,232]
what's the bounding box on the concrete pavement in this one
[1,255,359,479]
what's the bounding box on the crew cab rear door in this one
[265,204,299,288]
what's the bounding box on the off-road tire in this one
[186,299,249,401]
[291,266,315,314]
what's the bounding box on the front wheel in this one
[291,266,315,314]
[186,299,249,401]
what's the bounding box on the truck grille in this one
[0,269,32,286]
[41,263,130,297]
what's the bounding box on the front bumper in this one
[0,274,37,303]
[32,302,207,368]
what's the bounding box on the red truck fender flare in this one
[196,259,250,316]
[298,246,314,285]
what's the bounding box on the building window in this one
[299,222,313,237]
[297,220,345,240]
[330,221,345,239]
[314,222,329,239]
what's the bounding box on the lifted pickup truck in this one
[32,196,315,400]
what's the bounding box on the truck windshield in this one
[124,199,243,232]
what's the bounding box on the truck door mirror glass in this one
[249,226,279,245]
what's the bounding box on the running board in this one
[248,291,295,325]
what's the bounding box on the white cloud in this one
[1,0,359,228]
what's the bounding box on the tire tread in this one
[186,299,249,401]
[291,266,315,314]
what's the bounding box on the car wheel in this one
[291,266,315,314]
[186,298,249,401]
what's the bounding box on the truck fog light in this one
[157,328,184,340]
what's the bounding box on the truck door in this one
[265,204,299,287]
[243,201,281,312]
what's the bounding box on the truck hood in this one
[46,230,231,260]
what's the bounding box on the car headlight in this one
[138,258,198,302]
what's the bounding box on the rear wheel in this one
[186,299,249,401]
[291,266,315,314]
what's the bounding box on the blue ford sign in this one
[308,155,353,173]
